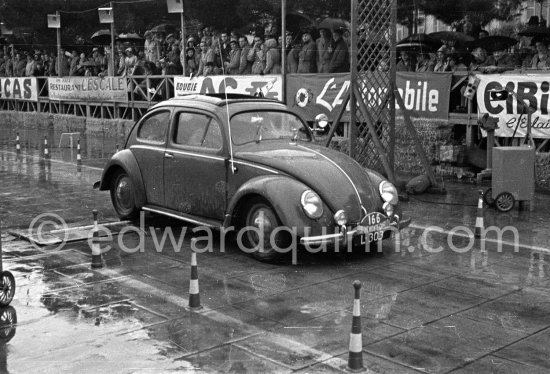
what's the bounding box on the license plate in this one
[358,212,390,245]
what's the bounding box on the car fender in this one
[98,150,147,208]
[225,175,334,237]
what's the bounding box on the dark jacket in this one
[329,38,349,73]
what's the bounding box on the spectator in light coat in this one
[298,29,316,73]
[224,40,241,75]
[263,38,281,74]
[249,35,266,75]
[144,30,158,63]
[238,36,252,74]
[316,28,332,73]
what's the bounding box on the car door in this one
[164,110,227,220]
[130,109,171,206]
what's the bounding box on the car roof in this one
[151,94,285,111]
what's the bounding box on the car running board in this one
[142,206,221,228]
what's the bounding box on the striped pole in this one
[348,280,364,372]
[91,210,103,268]
[15,133,20,154]
[188,249,202,310]
[475,190,484,238]
[77,138,82,166]
[44,136,50,159]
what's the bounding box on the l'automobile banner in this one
[174,75,282,100]
[476,74,550,138]
[286,72,452,122]
[48,77,128,102]
[0,77,38,101]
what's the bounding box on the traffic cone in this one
[475,190,484,238]
[77,138,82,166]
[91,209,103,268]
[16,132,20,154]
[348,280,364,372]
[44,136,50,159]
[188,249,202,310]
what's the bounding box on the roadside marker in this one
[475,190,484,238]
[91,210,103,268]
[77,138,82,166]
[44,136,50,159]
[16,133,20,154]
[188,249,202,310]
[348,280,364,372]
[115,143,119,153]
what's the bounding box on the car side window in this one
[174,112,223,150]
[137,111,170,144]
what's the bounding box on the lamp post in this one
[167,0,185,75]
[47,12,61,77]
[98,4,115,76]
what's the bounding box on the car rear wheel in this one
[241,199,291,262]
[111,171,139,220]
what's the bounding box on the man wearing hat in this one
[433,45,448,72]
[223,39,241,75]
[329,28,349,73]
[144,30,158,63]
[298,28,316,73]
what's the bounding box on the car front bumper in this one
[299,214,411,246]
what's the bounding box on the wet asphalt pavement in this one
[0,125,549,373]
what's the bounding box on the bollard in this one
[188,249,202,310]
[15,133,20,154]
[115,143,119,153]
[77,138,82,166]
[91,210,103,268]
[348,280,364,372]
[44,136,50,159]
[475,190,484,238]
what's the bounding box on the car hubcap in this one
[249,208,274,246]
[116,178,132,209]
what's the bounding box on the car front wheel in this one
[241,199,292,262]
[110,171,139,220]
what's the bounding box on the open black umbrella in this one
[116,33,144,43]
[91,29,117,45]
[518,25,550,37]
[429,31,474,44]
[286,11,316,35]
[466,35,518,53]
[150,23,176,34]
[397,33,441,52]
[317,17,350,31]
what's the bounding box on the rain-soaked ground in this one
[0,123,549,373]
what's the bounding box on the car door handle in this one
[164,152,174,159]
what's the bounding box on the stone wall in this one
[0,111,134,139]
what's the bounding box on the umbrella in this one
[91,29,117,45]
[286,11,316,35]
[429,31,474,44]
[317,17,350,31]
[116,33,144,43]
[518,25,550,37]
[150,23,176,34]
[397,33,441,51]
[466,35,518,53]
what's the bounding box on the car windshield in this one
[230,111,312,145]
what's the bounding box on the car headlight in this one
[301,190,324,219]
[379,181,398,205]
[333,210,348,226]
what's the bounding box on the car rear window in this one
[231,111,311,145]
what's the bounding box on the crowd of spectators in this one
[0,24,350,78]
[396,16,550,74]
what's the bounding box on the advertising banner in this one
[286,72,452,122]
[0,77,38,101]
[476,74,550,138]
[48,77,128,102]
[396,72,452,121]
[174,75,282,100]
